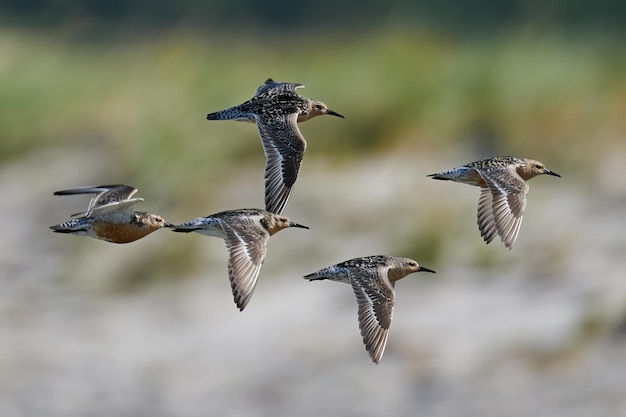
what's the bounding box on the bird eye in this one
[534,164,543,169]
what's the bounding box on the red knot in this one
[206,78,344,215]
[50,184,170,243]
[169,208,309,311]
[304,255,435,364]
[428,156,561,249]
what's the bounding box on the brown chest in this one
[92,222,156,243]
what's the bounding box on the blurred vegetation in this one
[2,27,624,170]
[1,3,625,220]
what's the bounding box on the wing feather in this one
[349,267,395,363]
[255,113,306,214]
[477,166,528,249]
[219,217,269,310]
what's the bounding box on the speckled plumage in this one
[304,255,435,364]
[170,208,309,311]
[206,78,344,215]
[428,156,561,249]
[50,185,169,243]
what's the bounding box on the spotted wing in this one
[349,266,395,364]
[54,184,138,216]
[90,185,138,208]
[49,218,90,233]
[255,112,306,215]
[477,166,528,249]
[218,216,269,311]
[476,188,498,244]
[86,198,145,219]
[254,79,304,96]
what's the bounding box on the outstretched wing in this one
[54,184,138,217]
[218,216,269,311]
[255,112,306,214]
[255,79,304,96]
[349,266,395,364]
[477,166,528,249]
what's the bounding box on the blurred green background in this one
[1,1,626,416]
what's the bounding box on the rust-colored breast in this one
[92,222,156,243]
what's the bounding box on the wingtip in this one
[367,347,383,364]
[235,297,250,312]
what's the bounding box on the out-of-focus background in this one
[1,1,626,416]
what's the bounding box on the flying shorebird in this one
[50,184,170,243]
[206,78,344,215]
[169,208,309,311]
[428,156,561,249]
[304,255,435,364]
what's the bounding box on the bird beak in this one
[289,222,310,230]
[163,222,175,228]
[544,168,561,178]
[325,109,345,119]
[418,266,436,273]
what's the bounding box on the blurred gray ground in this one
[1,144,626,417]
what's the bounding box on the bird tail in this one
[303,265,348,283]
[206,107,255,122]
[427,173,451,181]
[168,225,197,233]
[50,227,75,234]
[49,219,88,234]
[303,272,328,281]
